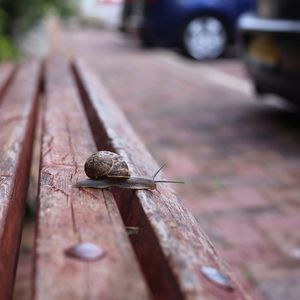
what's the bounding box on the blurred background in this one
[1,1,300,300]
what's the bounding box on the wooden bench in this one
[0,57,251,300]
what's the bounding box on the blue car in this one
[121,0,256,60]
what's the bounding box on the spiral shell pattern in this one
[84,151,131,180]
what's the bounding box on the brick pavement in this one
[49,25,300,300]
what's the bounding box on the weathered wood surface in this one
[0,61,40,299]
[0,63,15,101]
[73,59,252,300]
[34,57,151,300]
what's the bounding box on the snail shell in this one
[84,151,131,180]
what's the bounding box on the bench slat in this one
[0,61,40,299]
[34,57,151,300]
[0,63,15,101]
[73,59,252,300]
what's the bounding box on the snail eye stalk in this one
[152,164,184,184]
[152,163,167,180]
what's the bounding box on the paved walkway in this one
[51,26,300,300]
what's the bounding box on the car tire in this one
[140,37,155,48]
[254,82,265,95]
[182,15,228,60]
[140,29,155,48]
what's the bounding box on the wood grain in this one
[73,59,253,300]
[0,63,15,102]
[34,57,151,300]
[0,61,40,299]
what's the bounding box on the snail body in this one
[75,177,157,190]
[76,151,183,190]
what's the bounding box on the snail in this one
[75,151,184,190]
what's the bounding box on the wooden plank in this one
[0,61,40,299]
[73,59,253,300]
[0,63,15,102]
[34,56,151,300]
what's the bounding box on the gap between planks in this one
[72,59,253,300]
[33,56,151,300]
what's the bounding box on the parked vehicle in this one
[121,0,256,60]
[238,0,300,104]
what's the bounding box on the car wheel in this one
[182,16,227,60]
[140,30,155,48]
[254,82,265,95]
[140,37,155,48]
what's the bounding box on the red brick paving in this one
[47,25,300,299]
